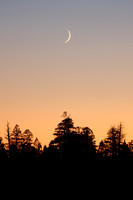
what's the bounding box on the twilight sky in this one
[0,0,133,145]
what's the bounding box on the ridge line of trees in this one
[0,111,133,162]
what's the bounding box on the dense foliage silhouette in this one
[0,112,133,167]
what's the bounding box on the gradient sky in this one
[0,0,133,146]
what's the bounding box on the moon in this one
[64,30,71,44]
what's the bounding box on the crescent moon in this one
[64,30,71,44]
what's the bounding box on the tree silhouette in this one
[81,127,96,155]
[19,129,37,161]
[34,137,42,152]
[21,129,33,150]
[50,112,74,151]
[0,137,7,160]
[34,137,42,159]
[107,126,118,159]
[120,140,130,160]
[10,124,22,149]
[117,123,125,158]
[107,123,125,159]
[0,115,133,164]
[98,123,126,160]
[128,140,133,152]
[5,122,11,152]
[98,140,110,159]
[49,112,96,161]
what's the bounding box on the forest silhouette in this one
[0,111,133,167]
